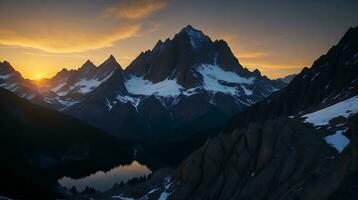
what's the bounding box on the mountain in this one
[276,73,296,84]
[0,61,63,109]
[0,26,285,138]
[107,27,358,200]
[36,55,121,110]
[224,26,358,129]
[65,25,285,138]
[0,88,133,199]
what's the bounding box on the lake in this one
[58,160,151,191]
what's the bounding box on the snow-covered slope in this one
[303,95,358,126]
[35,55,121,110]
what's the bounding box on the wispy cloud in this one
[104,0,171,19]
[0,24,140,53]
[237,52,270,59]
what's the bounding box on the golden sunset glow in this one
[0,0,357,80]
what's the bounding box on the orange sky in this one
[0,0,357,80]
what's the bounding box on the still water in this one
[59,161,151,191]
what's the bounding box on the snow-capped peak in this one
[181,25,211,48]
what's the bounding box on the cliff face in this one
[170,118,355,200]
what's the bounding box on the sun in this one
[35,73,42,80]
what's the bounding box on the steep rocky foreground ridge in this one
[101,27,358,200]
[0,25,285,138]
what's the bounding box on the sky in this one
[0,0,357,80]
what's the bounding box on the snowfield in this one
[196,64,255,95]
[324,130,350,153]
[125,66,256,98]
[74,78,108,94]
[302,95,358,126]
[125,76,183,97]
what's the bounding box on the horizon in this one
[0,0,358,79]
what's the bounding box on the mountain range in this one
[1,25,357,200]
[0,25,286,138]
[102,27,358,200]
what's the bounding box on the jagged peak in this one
[176,25,212,48]
[99,54,123,70]
[0,60,12,67]
[179,25,205,37]
[153,40,164,51]
[336,26,358,49]
[80,59,96,69]
[59,68,69,73]
[108,54,116,61]
[0,60,16,73]
[182,24,198,32]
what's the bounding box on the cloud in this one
[0,23,141,53]
[104,0,170,19]
[237,52,270,59]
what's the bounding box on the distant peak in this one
[1,60,11,66]
[80,59,96,70]
[104,55,118,64]
[339,26,358,46]
[100,54,123,70]
[0,60,16,73]
[84,59,94,65]
[179,24,200,34]
[153,40,164,51]
[59,68,69,73]
[109,54,116,60]
[184,24,195,30]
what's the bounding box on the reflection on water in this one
[59,160,151,191]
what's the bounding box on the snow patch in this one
[125,76,183,97]
[310,72,320,81]
[241,85,253,95]
[196,64,255,95]
[74,78,106,94]
[302,95,358,126]
[105,98,113,111]
[182,87,200,96]
[26,93,36,100]
[44,96,78,108]
[57,70,114,96]
[117,95,142,111]
[112,195,134,200]
[324,130,350,153]
[0,83,17,91]
[0,73,13,80]
[158,192,170,200]
[51,82,66,93]
[0,195,12,200]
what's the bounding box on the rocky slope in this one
[225,26,358,130]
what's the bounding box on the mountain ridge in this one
[0,25,286,138]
